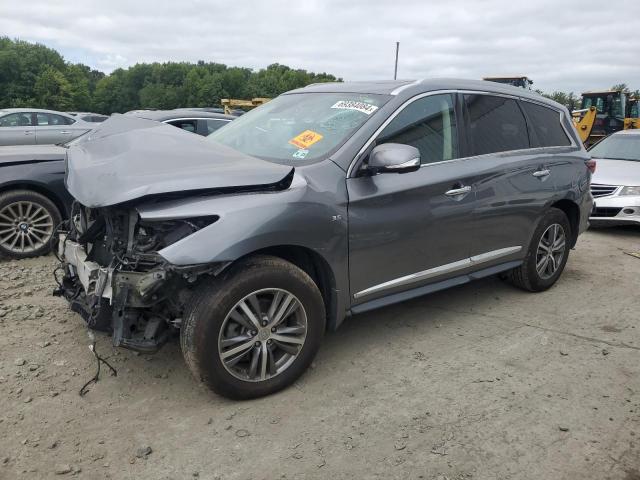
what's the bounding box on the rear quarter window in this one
[520,101,571,147]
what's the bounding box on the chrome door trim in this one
[444,185,472,196]
[353,246,522,299]
[532,169,551,178]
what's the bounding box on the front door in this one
[0,112,36,146]
[347,93,477,304]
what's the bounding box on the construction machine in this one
[221,97,270,116]
[572,90,640,147]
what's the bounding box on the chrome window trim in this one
[353,246,522,299]
[346,89,578,178]
[390,80,421,96]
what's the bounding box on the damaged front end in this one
[54,204,221,353]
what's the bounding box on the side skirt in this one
[349,260,522,315]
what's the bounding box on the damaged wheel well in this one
[232,246,337,331]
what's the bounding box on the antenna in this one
[394,42,400,80]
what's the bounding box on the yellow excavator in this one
[221,97,270,115]
[572,90,639,146]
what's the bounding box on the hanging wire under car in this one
[79,331,118,397]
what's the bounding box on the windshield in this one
[207,92,390,164]
[589,134,640,161]
[581,94,625,118]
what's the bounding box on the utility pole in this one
[394,42,400,80]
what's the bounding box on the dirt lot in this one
[1,228,639,480]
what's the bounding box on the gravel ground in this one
[1,227,639,480]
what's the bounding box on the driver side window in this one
[377,94,458,164]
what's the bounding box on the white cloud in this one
[1,0,639,93]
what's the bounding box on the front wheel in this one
[181,255,326,399]
[505,208,571,292]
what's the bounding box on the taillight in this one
[586,159,596,174]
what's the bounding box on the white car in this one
[0,108,94,146]
[589,130,640,226]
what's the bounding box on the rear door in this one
[35,113,87,144]
[347,93,478,303]
[463,94,556,260]
[0,112,36,145]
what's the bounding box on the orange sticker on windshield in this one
[289,130,323,149]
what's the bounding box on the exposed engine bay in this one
[54,203,221,353]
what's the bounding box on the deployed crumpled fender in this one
[65,114,293,207]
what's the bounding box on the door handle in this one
[60,131,72,135]
[24,131,33,135]
[444,185,472,197]
[532,169,550,178]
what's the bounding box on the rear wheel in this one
[0,190,61,259]
[181,255,325,399]
[505,208,571,292]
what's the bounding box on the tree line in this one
[0,38,340,114]
[1,37,637,115]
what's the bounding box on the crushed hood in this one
[65,114,293,207]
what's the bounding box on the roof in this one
[0,107,78,116]
[581,90,623,95]
[127,109,235,122]
[287,78,561,109]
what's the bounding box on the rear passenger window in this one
[377,94,458,164]
[168,120,197,133]
[206,119,229,134]
[520,102,571,147]
[36,113,75,126]
[464,95,529,155]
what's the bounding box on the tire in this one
[181,255,326,399]
[0,190,62,259]
[505,207,571,292]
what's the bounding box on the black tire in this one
[0,190,62,259]
[181,255,326,399]
[505,208,571,292]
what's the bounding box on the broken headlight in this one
[134,216,218,253]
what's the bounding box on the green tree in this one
[0,37,340,114]
[33,66,74,110]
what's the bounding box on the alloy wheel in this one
[218,288,308,382]
[536,223,566,280]
[0,201,54,254]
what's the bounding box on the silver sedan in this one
[589,130,640,226]
[0,108,94,146]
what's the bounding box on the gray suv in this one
[55,79,593,399]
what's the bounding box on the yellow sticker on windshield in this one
[289,130,323,149]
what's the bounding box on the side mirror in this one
[367,143,421,174]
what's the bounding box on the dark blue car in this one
[0,144,71,258]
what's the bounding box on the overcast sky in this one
[2,0,639,93]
